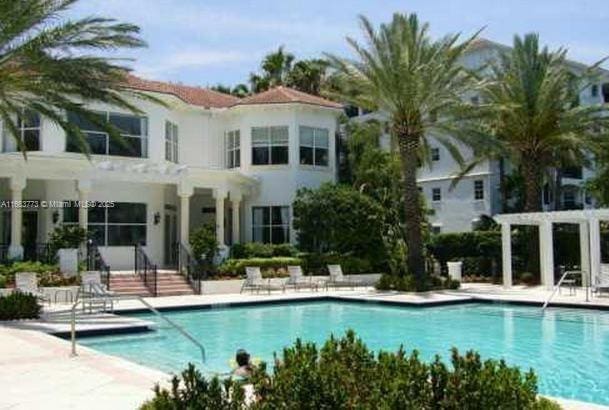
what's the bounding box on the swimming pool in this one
[79,301,609,405]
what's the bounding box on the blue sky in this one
[68,0,609,87]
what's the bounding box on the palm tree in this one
[0,0,151,156]
[249,46,294,92]
[287,59,329,95]
[472,34,609,212]
[326,14,481,289]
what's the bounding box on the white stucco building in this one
[356,39,609,233]
[0,76,342,269]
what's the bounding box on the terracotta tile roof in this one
[123,75,239,108]
[234,86,343,109]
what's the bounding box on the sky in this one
[67,0,609,87]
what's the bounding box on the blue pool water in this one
[79,301,609,405]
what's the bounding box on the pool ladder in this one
[69,286,206,363]
[541,270,585,310]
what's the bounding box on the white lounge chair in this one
[80,271,115,312]
[241,267,282,294]
[326,265,365,290]
[593,264,609,297]
[284,266,318,292]
[15,272,50,304]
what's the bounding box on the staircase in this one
[109,271,196,297]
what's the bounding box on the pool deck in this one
[3,283,609,409]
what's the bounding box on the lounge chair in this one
[284,266,318,292]
[593,264,609,297]
[241,267,282,294]
[80,271,115,312]
[326,265,365,290]
[15,272,50,304]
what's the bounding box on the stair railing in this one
[135,244,158,297]
[70,289,205,363]
[87,241,111,290]
[177,242,202,295]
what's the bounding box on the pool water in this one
[80,301,609,405]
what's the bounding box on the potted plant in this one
[48,225,87,277]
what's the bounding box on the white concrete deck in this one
[2,284,609,409]
[0,327,167,410]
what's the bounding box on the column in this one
[231,193,241,245]
[539,220,555,290]
[8,176,26,259]
[579,221,591,288]
[213,188,227,247]
[178,183,193,245]
[77,179,91,257]
[589,217,601,287]
[501,223,512,288]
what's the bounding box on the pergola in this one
[495,209,609,289]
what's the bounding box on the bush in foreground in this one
[376,273,460,291]
[142,331,560,409]
[0,292,41,320]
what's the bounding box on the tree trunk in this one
[522,157,543,278]
[396,131,426,290]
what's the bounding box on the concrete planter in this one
[58,248,79,276]
[0,286,80,303]
[200,274,381,295]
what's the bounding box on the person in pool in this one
[232,349,253,378]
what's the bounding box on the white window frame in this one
[67,111,148,158]
[299,126,329,167]
[225,130,241,169]
[251,205,290,244]
[165,121,178,163]
[474,180,484,200]
[251,126,289,165]
[432,187,442,202]
[3,109,41,152]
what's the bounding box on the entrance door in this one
[163,210,178,267]
[22,210,38,261]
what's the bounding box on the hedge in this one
[216,257,303,277]
[0,262,63,288]
[299,253,373,275]
[141,331,560,409]
[0,292,41,320]
[230,243,298,259]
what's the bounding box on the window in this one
[432,188,441,202]
[603,83,609,104]
[252,126,288,165]
[474,180,484,200]
[252,206,289,244]
[591,84,599,97]
[562,166,582,179]
[431,147,440,162]
[3,110,40,152]
[66,111,148,158]
[299,126,329,166]
[63,201,146,246]
[225,130,241,168]
[431,225,442,235]
[165,121,178,163]
[470,95,480,105]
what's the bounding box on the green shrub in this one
[190,224,218,263]
[140,363,245,410]
[249,331,558,409]
[0,292,41,320]
[0,262,60,288]
[230,243,298,258]
[217,257,303,277]
[48,225,87,255]
[299,252,372,275]
[376,273,459,291]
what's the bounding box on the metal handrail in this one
[70,287,205,363]
[135,244,158,296]
[177,242,202,294]
[87,241,111,290]
[542,270,583,310]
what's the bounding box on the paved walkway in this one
[0,327,167,410]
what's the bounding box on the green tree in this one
[469,34,609,212]
[210,83,250,97]
[0,0,153,156]
[249,46,294,92]
[326,14,481,289]
[286,59,329,95]
[292,183,388,268]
